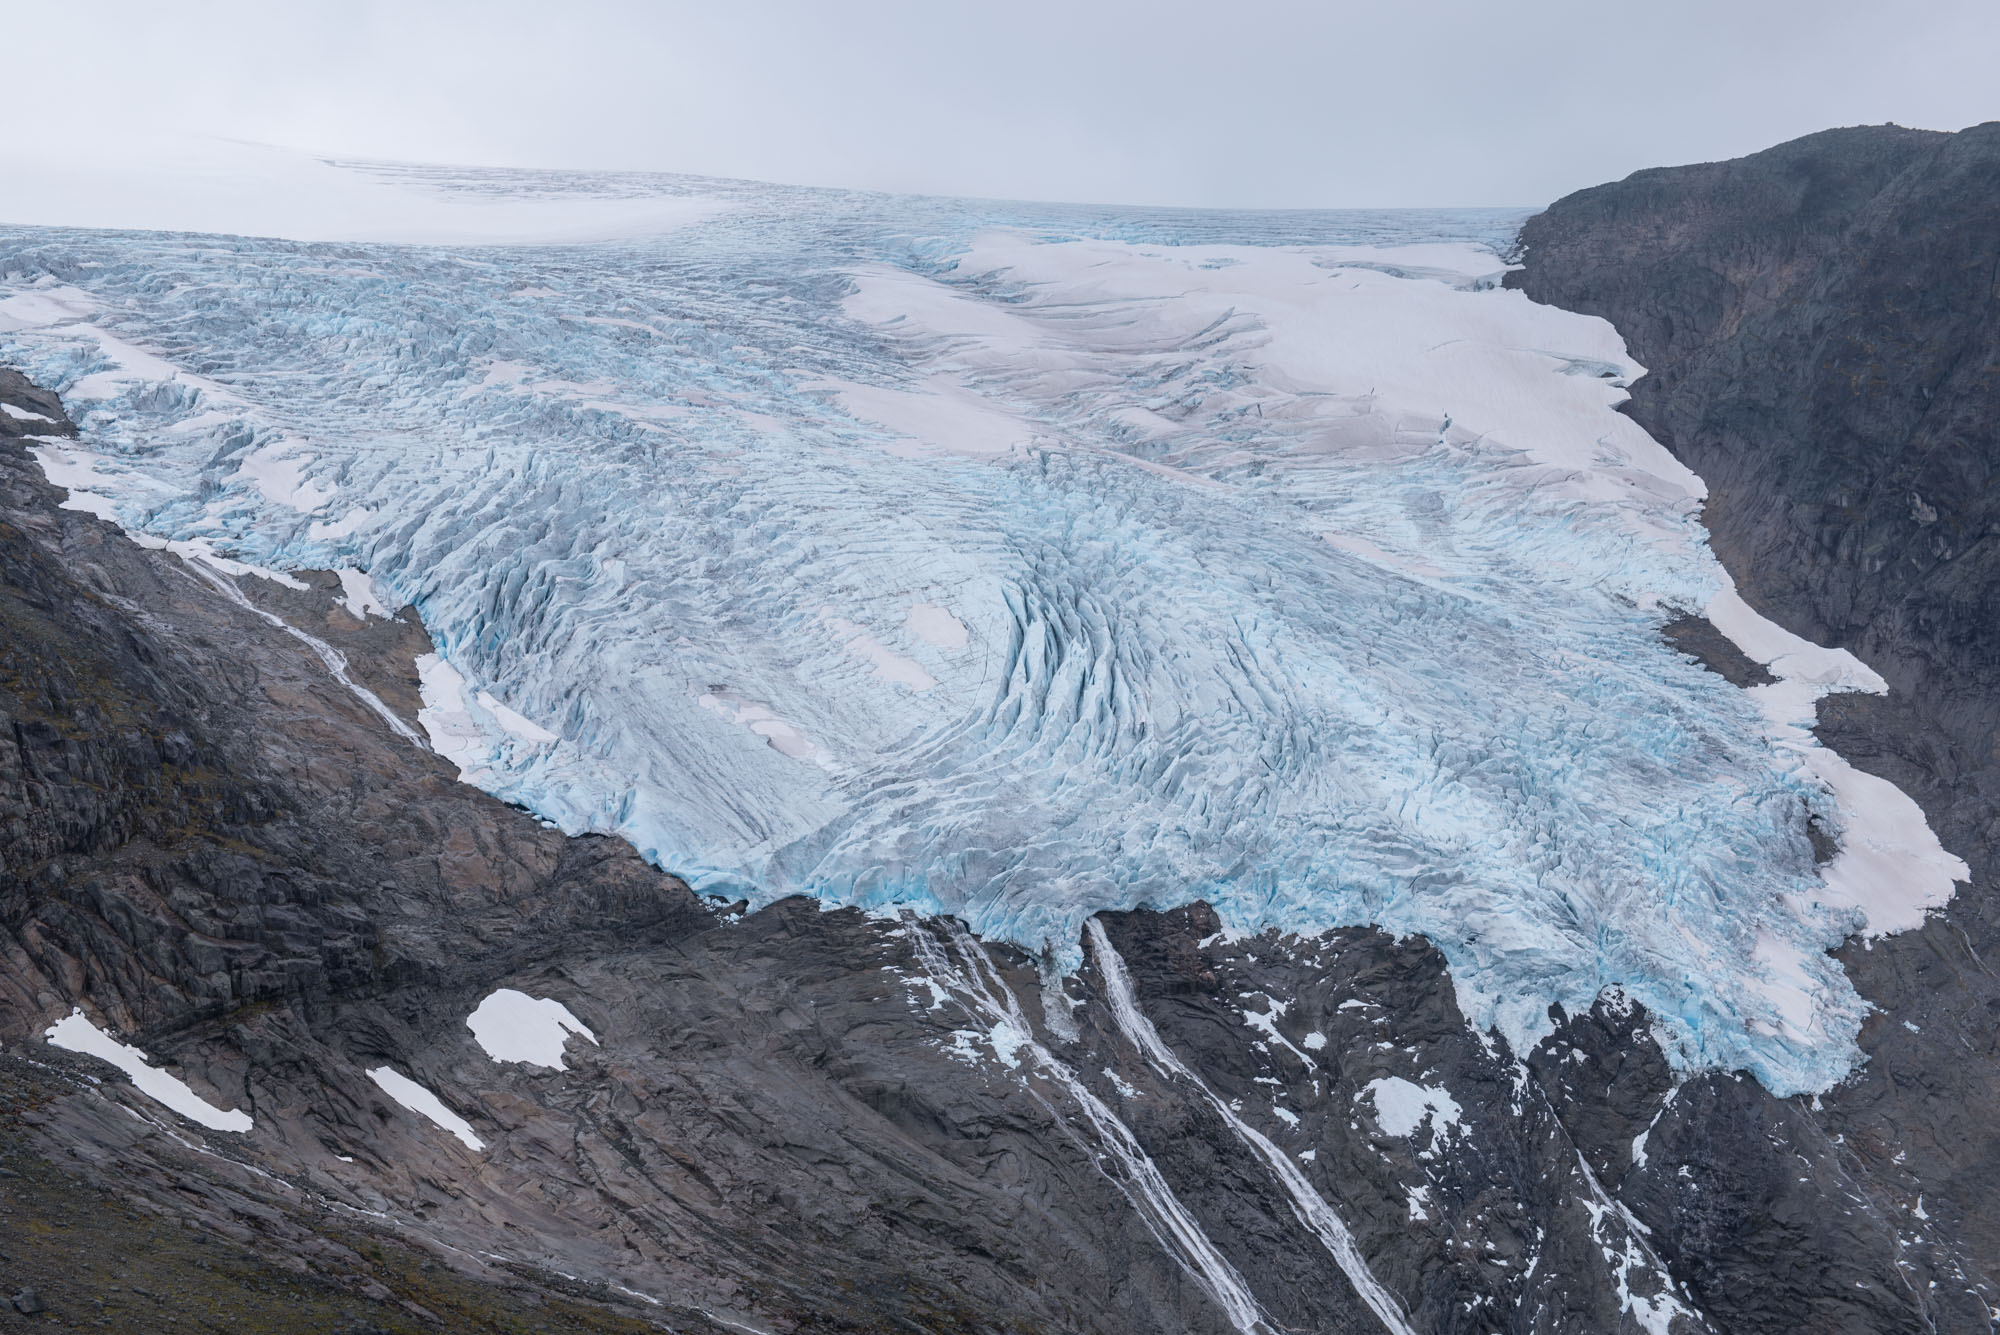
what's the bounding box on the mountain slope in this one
[1510,119,2000,1330]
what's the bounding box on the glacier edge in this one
[0,167,1965,1097]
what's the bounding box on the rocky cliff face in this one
[1511,121,2000,1331]
[4,121,1998,1335]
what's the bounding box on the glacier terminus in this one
[0,156,1965,1100]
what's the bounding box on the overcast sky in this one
[8,0,1997,209]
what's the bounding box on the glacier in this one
[0,152,1966,1096]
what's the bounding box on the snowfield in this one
[0,149,1964,1095]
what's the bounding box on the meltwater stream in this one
[0,156,1965,1096]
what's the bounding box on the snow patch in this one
[133,534,310,591]
[233,440,335,512]
[824,615,937,690]
[1706,586,1968,936]
[1364,1077,1463,1139]
[835,376,1033,459]
[418,652,560,777]
[25,441,127,521]
[906,602,970,651]
[467,989,598,1070]
[696,690,830,767]
[44,1009,251,1133]
[335,567,392,620]
[946,1020,1029,1070]
[366,1067,485,1151]
[308,507,373,541]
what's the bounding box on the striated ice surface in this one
[0,158,1965,1095]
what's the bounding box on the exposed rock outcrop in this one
[1512,120,2000,1332]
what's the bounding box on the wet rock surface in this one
[1512,121,2000,1331]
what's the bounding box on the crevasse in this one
[0,160,1963,1096]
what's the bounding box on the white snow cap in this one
[44,1009,252,1133]
[0,134,727,245]
[466,988,598,1070]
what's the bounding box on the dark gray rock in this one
[0,369,71,440]
[1660,615,1776,688]
[1081,909,1706,1334]
[1511,120,2000,1331]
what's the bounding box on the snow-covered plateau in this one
[0,147,1965,1096]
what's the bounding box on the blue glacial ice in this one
[0,159,1965,1096]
